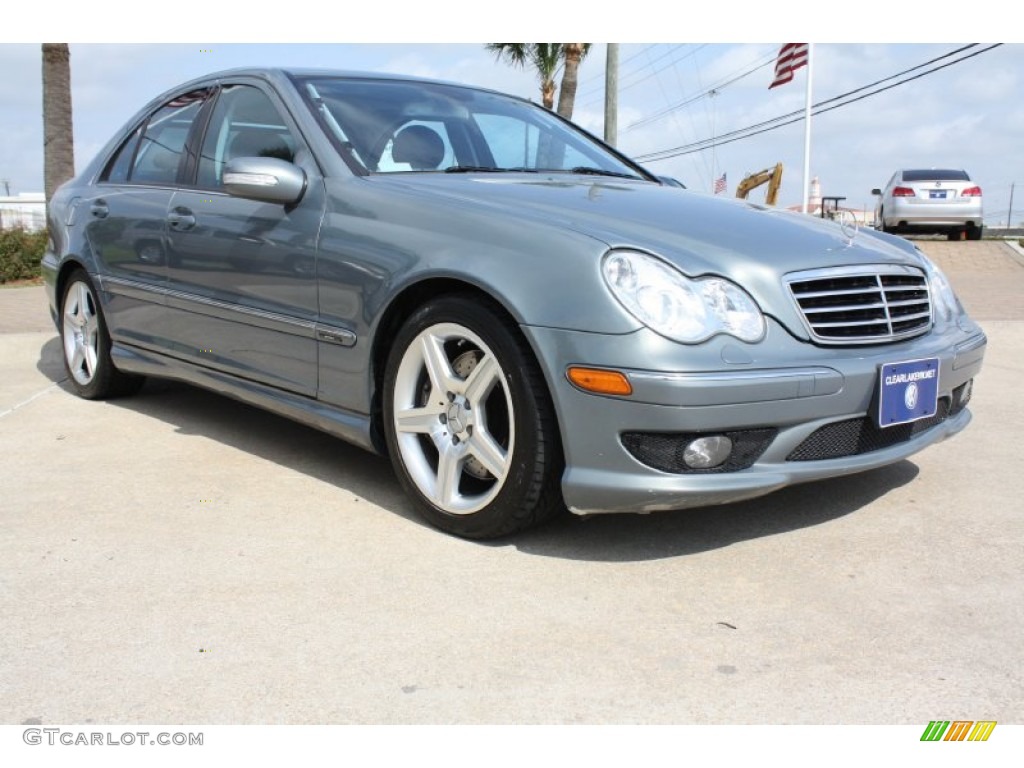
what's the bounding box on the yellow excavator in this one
[735,163,783,206]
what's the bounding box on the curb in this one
[1002,238,1024,268]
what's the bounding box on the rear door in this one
[85,89,211,349]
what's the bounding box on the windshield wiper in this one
[444,165,538,173]
[567,166,643,180]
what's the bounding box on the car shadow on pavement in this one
[122,379,419,520]
[36,334,65,384]
[36,338,419,526]
[36,336,920,560]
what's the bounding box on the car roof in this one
[166,67,510,97]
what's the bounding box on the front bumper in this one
[523,317,986,514]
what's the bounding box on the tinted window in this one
[902,169,970,182]
[101,127,142,184]
[197,85,297,189]
[128,90,208,185]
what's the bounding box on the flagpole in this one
[710,89,719,194]
[801,44,814,213]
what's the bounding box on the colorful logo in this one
[920,721,996,742]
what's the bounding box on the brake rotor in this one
[452,349,490,479]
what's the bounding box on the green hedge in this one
[0,228,49,283]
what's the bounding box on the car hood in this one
[378,173,916,269]
[371,174,923,338]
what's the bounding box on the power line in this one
[635,44,1000,163]
[576,44,682,100]
[625,50,778,133]
[577,45,706,108]
[637,44,985,161]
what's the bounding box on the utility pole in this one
[1,179,10,196]
[604,43,619,147]
[1008,182,1015,229]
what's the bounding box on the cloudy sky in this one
[2,6,1021,224]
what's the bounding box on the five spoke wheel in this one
[392,322,513,515]
[383,296,563,538]
[62,280,101,386]
[59,270,144,399]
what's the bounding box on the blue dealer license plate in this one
[878,358,939,427]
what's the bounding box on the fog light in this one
[682,435,733,469]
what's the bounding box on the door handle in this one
[167,208,196,231]
[90,201,109,219]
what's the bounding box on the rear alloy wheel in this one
[60,269,144,399]
[383,296,563,539]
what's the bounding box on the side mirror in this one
[223,157,306,205]
[870,188,882,196]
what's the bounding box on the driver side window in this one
[197,85,297,190]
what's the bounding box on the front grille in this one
[787,399,951,462]
[787,265,932,344]
[622,428,777,474]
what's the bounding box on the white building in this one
[0,193,46,232]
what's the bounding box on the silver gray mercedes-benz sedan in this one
[42,68,987,538]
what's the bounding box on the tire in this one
[967,225,983,241]
[60,269,144,400]
[382,295,564,539]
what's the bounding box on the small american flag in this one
[769,43,809,89]
[713,173,727,195]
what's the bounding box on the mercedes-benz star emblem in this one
[837,209,859,242]
[904,382,919,410]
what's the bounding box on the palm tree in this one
[486,43,562,111]
[555,44,590,120]
[486,43,591,120]
[42,44,75,216]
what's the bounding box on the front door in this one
[162,83,323,397]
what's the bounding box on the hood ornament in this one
[836,209,859,245]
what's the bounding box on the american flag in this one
[713,173,727,195]
[769,43,809,89]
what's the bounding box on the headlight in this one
[914,251,960,321]
[602,250,766,343]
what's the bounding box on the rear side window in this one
[102,89,209,186]
[902,169,970,182]
[102,127,142,184]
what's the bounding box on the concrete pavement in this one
[1,242,1021,725]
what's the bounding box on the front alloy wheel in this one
[383,296,563,538]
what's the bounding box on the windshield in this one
[295,76,648,179]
